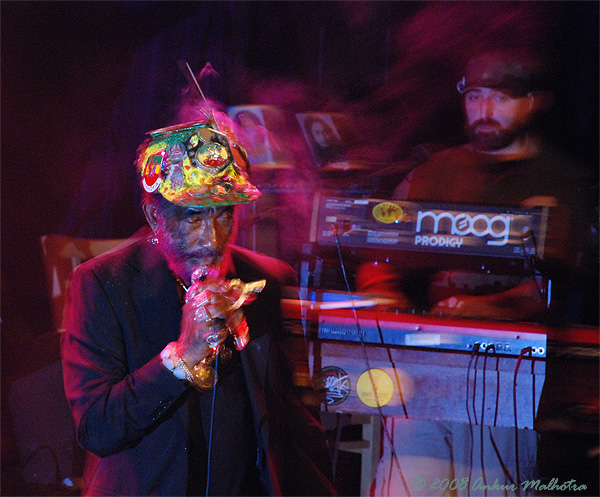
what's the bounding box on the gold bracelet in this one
[160,342,216,389]
[174,354,216,390]
[174,357,196,384]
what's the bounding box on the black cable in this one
[481,344,495,426]
[480,344,496,497]
[488,430,518,488]
[205,352,220,497]
[493,354,500,428]
[331,413,344,481]
[520,230,544,301]
[376,321,409,419]
[512,347,532,497]
[472,352,481,426]
[333,228,411,496]
[23,444,62,487]
[385,417,396,497]
[531,356,537,430]
[465,343,481,424]
[465,342,481,497]
[486,349,513,493]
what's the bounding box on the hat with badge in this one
[456,49,549,97]
[135,119,261,208]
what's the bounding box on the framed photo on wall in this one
[296,112,349,170]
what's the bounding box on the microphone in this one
[185,266,266,351]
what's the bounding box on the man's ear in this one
[142,202,159,231]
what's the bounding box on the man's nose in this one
[481,96,494,118]
[201,218,226,248]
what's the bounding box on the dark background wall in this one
[1,1,414,342]
[1,2,598,492]
[3,1,597,344]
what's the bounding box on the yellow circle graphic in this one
[373,202,404,224]
[356,368,394,408]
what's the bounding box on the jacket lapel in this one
[129,239,182,362]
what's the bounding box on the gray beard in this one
[156,225,223,281]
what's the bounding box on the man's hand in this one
[177,280,231,366]
[175,274,265,365]
[429,293,494,318]
[429,280,547,320]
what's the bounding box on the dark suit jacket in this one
[61,230,335,496]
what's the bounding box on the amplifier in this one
[282,289,597,430]
[282,293,547,428]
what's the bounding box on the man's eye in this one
[218,213,233,224]
[185,211,203,223]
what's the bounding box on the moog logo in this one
[415,211,511,247]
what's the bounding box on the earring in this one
[148,234,159,245]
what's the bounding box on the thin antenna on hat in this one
[180,60,221,131]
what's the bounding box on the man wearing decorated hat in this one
[61,116,336,496]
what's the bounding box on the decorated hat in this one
[457,49,549,97]
[135,120,261,208]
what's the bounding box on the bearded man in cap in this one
[361,48,597,325]
[367,49,598,497]
[61,117,336,496]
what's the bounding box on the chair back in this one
[40,234,128,332]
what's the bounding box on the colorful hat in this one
[135,120,261,208]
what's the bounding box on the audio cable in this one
[205,348,220,496]
[480,344,496,497]
[466,342,481,497]
[512,346,533,497]
[333,227,411,496]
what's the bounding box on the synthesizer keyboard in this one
[310,195,548,259]
[282,291,547,358]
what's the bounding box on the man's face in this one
[463,87,534,152]
[154,203,234,282]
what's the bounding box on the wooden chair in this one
[40,234,128,332]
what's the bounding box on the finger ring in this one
[206,333,220,347]
[186,287,212,305]
[195,290,212,306]
[194,306,211,322]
